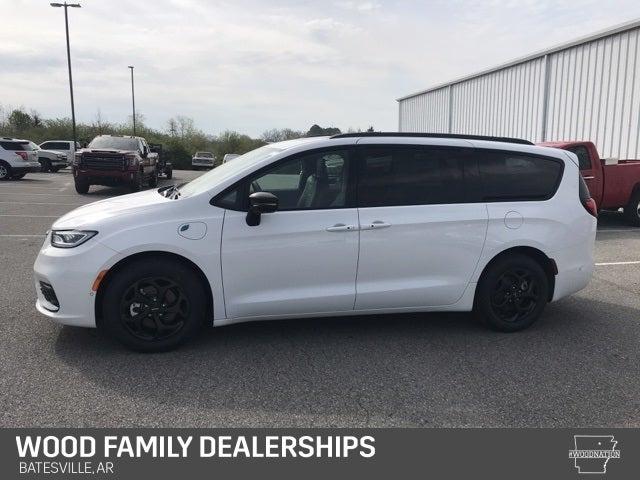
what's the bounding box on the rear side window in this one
[357,146,466,207]
[41,142,70,150]
[0,141,33,151]
[566,145,591,170]
[477,151,563,201]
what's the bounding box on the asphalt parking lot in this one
[1,170,639,428]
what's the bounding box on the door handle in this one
[583,176,595,180]
[362,220,391,230]
[326,223,357,232]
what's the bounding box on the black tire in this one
[40,158,51,172]
[130,171,142,192]
[475,254,549,332]
[75,179,90,194]
[166,167,173,179]
[623,189,640,226]
[148,169,158,188]
[11,173,26,179]
[0,161,12,180]
[50,167,61,173]
[101,257,207,352]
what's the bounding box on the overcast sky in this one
[2,1,640,137]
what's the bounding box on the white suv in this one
[34,133,597,351]
[0,137,41,180]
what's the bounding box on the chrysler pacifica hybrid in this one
[34,133,597,351]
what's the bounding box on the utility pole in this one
[50,2,81,146]
[128,66,136,136]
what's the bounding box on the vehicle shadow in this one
[53,296,640,427]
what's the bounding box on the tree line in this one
[0,106,371,170]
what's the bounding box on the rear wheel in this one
[623,190,640,226]
[476,254,549,332]
[0,162,12,180]
[51,166,61,173]
[75,179,90,194]
[101,257,207,352]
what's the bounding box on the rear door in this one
[354,144,488,310]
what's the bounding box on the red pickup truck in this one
[539,141,640,225]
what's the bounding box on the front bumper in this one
[34,234,120,328]
[73,167,139,184]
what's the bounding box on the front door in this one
[220,148,359,319]
[354,144,488,310]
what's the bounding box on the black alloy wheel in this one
[119,277,189,341]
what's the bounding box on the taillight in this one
[579,175,597,217]
[584,198,598,217]
[15,151,28,161]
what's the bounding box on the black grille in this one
[39,281,60,310]
[81,155,126,170]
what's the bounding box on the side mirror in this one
[246,192,278,226]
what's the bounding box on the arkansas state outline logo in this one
[568,435,620,474]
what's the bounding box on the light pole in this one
[50,2,81,146]
[128,66,136,136]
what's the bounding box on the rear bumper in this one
[12,164,41,174]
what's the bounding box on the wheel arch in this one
[94,250,214,327]
[474,246,557,303]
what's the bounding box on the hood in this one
[53,189,170,230]
[80,148,136,155]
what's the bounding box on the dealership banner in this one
[1,428,638,479]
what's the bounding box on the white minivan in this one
[34,133,597,351]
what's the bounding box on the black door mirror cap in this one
[246,192,279,226]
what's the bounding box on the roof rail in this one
[330,132,533,145]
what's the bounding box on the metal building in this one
[397,19,640,159]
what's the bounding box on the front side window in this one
[477,151,563,201]
[567,145,591,170]
[217,149,352,211]
[357,146,466,207]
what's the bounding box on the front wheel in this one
[148,169,158,188]
[40,158,51,172]
[166,167,173,179]
[130,171,143,192]
[101,258,207,352]
[475,254,549,332]
[75,179,90,194]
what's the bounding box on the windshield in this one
[88,136,139,151]
[195,152,213,158]
[178,145,283,198]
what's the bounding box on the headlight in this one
[51,230,97,248]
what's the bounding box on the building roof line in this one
[397,18,640,102]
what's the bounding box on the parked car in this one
[34,133,596,351]
[28,141,68,172]
[39,140,80,164]
[149,143,173,179]
[539,141,640,225]
[223,153,240,163]
[0,137,41,180]
[72,135,157,194]
[192,151,215,170]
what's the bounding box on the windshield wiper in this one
[158,183,184,199]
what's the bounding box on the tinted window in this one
[567,145,591,170]
[477,151,563,201]
[0,141,34,151]
[41,142,69,150]
[215,149,352,211]
[88,136,139,151]
[196,152,213,158]
[357,146,465,207]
